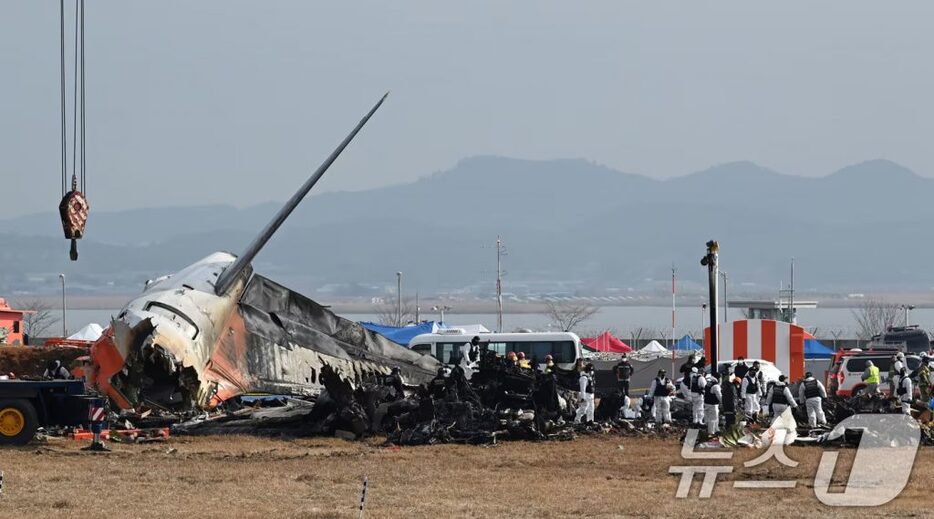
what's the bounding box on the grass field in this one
[0,434,932,518]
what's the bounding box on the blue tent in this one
[804,338,834,359]
[673,335,702,351]
[359,321,436,346]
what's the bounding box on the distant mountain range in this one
[3,156,933,296]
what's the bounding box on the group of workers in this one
[450,337,928,433]
[862,352,934,414]
[646,354,829,436]
[503,350,557,374]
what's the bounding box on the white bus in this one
[409,330,583,368]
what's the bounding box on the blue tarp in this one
[359,321,437,346]
[673,335,702,350]
[804,338,834,359]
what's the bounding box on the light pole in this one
[719,270,729,323]
[903,304,915,326]
[496,237,504,332]
[432,305,452,324]
[59,273,67,337]
[396,272,402,326]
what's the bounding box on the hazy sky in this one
[3,1,934,218]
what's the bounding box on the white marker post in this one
[358,475,368,519]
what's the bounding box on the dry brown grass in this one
[0,434,933,518]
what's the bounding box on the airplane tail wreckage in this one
[88,94,441,413]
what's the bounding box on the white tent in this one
[639,340,669,355]
[68,323,104,342]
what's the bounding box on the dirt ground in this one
[0,434,933,518]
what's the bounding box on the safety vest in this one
[518,359,531,369]
[704,381,721,405]
[804,379,821,399]
[865,365,880,384]
[745,376,759,394]
[582,373,594,394]
[771,384,788,405]
[616,362,632,380]
[690,374,703,394]
[654,378,672,397]
[803,379,820,399]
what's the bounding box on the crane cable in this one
[59,0,66,197]
[80,0,86,195]
[71,0,78,192]
[58,0,89,261]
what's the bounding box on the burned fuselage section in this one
[87,94,433,413]
[90,253,439,413]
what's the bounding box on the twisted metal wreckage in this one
[86,94,439,418]
[78,94,934,447]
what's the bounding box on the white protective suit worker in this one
[765,375,798,417]
[892,353,906,393]
[897,367,913,415]
[797,372,828,427]
[740,364,763,418]
[649,369,674,424]
[575,363,596,423]
[687,367,707,425]
[43,360,70,380]
[703,373,722,435]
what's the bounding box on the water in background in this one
[59,306,934,340]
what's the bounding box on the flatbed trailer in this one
[0,380,97,445]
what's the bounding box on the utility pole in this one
[700,241,719,370]
[671,265,676,350]
[415,291,420,323]
[396,272,402,326]
[496,236,504,332]
[720,270,729,323]
[59,273,67,336]
[789,258,795,325]
[671,265,677,375]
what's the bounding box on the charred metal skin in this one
[91,253,246,410]
[88,94,441,412]
[89,253,438,412]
